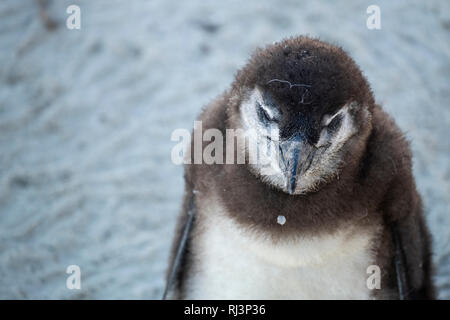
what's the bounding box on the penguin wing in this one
[370,106,434,299]
[163,172,196,300]
[384,175,435,299]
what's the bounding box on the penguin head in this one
[229,36,374,195]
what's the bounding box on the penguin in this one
[164,36,435,300]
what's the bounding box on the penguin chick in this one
[165,36,434,300]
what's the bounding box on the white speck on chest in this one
[277,215,286,225]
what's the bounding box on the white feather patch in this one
[184,196,378,299]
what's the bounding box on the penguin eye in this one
[256,101,278,123]
[326,114,342,133]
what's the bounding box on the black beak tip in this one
[288,179,296,195]
[280,138,302,196]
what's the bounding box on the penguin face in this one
[240,87,369,194]
[230,37,374,194]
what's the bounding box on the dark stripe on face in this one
[327,113,343,134]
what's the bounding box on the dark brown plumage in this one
[166,36,434,299]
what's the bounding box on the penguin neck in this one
[211,157,373,239]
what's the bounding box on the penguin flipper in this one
[392,206,435,300]
[385,177,435,299]
[163,174,196,300]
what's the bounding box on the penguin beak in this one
[279,136,315,195]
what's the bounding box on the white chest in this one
[184,201,377,300]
